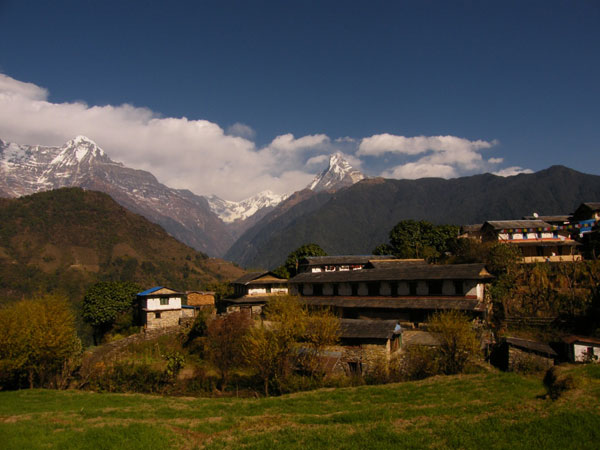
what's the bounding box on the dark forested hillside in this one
[0,188,245,303]
[227,166,600,269]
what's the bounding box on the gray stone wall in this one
[145,309,180,330]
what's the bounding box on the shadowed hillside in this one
[0,188,245,303]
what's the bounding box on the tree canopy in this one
[273,243,327,278]
[82,281,141,343]
[374,220,459,261]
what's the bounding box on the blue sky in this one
[0,0,599,200]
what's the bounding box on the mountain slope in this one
[0,188,245,303]
[227,166,600,269]
[0,136,234,256]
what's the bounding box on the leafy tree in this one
[205,311,252,391]
[0,295,82,389]
[273,243,327,278]
[428,311,480,375]
[374,220,459,261]
[300,309,340,379]
[82,281,141,344]
[243,296,338,395]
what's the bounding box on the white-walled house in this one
[563,335,600,363]
[481,220,581,263]
[137,286,186,330]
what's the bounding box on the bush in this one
[0,295,82,389]
[428,311,480,375]
[87,362,169,393]
[398,345,441,380]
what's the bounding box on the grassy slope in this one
[1,366,599,449]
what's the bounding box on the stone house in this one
[331,319,401,375]
[490,337,557,371]
[137,286,187,330]
[219,271,288,317]
[289,258,492,327]
[562,335,600,363]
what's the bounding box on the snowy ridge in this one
[207,190,288,223]
[308,153,365,192]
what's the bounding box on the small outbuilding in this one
[562,335,600,363]
[490,337,557,371]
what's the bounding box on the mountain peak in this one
[308,153,365,192]
[207,190,288,223]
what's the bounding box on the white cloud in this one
[382,162,457,179]
[226,122,256,140]
[0,73,528,199]
[0,73,318,201]
[493,166,534,177]
[266,133,329,152]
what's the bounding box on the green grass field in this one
[1,365,599,449]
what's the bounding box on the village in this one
[134,201,600,380]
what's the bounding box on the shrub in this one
[428,311,480,375]
[0,295,82,389]
[398,345,441,381]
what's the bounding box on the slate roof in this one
[232,271,287,285]
[562,335,600,346]
[340,319,400,340]
[504,337,557,356]
[300,296,485,311]
[367,259,427,269]
[301,255,394,266]
[522,215,571,223]
[290,263,492,283]
[484,220,552,230]
[402,331,441,346]
[221,296,272,305]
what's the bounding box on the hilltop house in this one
[137,287,188,330]
[480,220,581,263]
[219,271,288,317]
[288,258,493,327]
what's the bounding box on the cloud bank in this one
[0,73,526,199]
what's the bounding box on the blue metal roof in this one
[137,286,163,296]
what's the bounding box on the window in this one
[428,280,443,295]
[160,298,169,306]
[390,282,398,297]
[367,282,380,296]
[351,283,359,296]
[333,284,339,296]
[409,281,418,296]
[313,284,323,296]
[155,312,161,319]
[453,280,464,295]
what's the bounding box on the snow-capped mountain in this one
[207,190,288,223]
[307,153,365,192]
[0,136,234,256]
